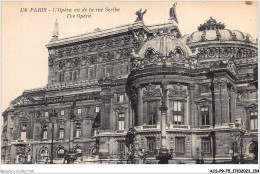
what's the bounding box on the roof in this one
[46,21,148,48]
[46,21,180,48]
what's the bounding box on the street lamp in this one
[49,109,58,164]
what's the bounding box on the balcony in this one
[167,124,190,130]
[135,124,160,131]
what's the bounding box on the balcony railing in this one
[135,124,160,130]
[167,124,190,130]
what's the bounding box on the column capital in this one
[161,81,169,87]
[159,106,168,112]
[188,84,195,90]
[132,83,142,90]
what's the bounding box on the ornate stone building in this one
[1,7,258,164]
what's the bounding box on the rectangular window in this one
[107,66,111,76]
[118,94,124,103]
[147,101,157,125]
[201,106,209,125]
[250,111,258,130]
[201,138,211,153]
[118,114,125,130]
[85,68,88,79]
[43,125,48,139]
[62,73,64,82]
[172,101,183,125]
[75,123,81,138]
[69,72,73,81]
[77,108,81,114]
[175,137,185,153]
[59,129,64,139]
[173,115,182,125]
[118,121,124,130]
[21,132,27,141]
[250,119,258,130]
[74,71,77,80]
[45,112,49,117]
[60,110,65,116]
[77,69,80,79]
[173,101,182,112]
[117,140,125,154]
[58,73,62,82]
[147,137,156,153]
[96,106,100,113]
[89,68,94,79]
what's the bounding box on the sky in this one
[1,1,258,112]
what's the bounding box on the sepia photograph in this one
[1,1,259,173]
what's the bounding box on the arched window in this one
[40,148,49,160]
[174,48,184,59]
[57,148,65,158]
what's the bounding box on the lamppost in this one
[156,82,172,164]
[49,109,58,164]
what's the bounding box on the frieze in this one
[113,105,127,113]
[195,97,212,104]
[51,35,133,59]
[53,48,132,70]
[196,47,257,61]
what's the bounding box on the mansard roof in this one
[46,21,180,48]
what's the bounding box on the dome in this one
[138,34,195,58]
[189,17,255,43]
[130,33,199,71]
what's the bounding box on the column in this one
[165,88,169,125]
[188,84,195,128]
[143,101,147,125]
[129,100,133,128]
[128,99,132,130]
[69,115,75,151]
[213,81,222,126]
[230,87,237,123]
[220,81,229,124]
[137,84,143,126]
[110,96,114,131]
[157,100,161,124]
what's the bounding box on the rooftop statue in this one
[135,9,147,22]
[169,2,178,23]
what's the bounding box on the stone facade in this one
[1,9,258,164]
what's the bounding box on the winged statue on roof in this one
[169,2,178,24]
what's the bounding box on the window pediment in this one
[168,84,187,98]
[143,84,162,98]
